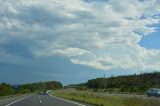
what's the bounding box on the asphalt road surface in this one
[4,94,93,106]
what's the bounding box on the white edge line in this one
[5,95,32,106]
[50,95,86,106]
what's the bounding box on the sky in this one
[0,0,160,85]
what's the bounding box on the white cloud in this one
[35,46,91,57]
[0,0,160,73]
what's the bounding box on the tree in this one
[0,83,13,96]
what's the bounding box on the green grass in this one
[53,91,160,106]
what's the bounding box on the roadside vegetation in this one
[54,90,160,106]
[58,72,160,106]
[68,72,160,94]
[0,81,62,97]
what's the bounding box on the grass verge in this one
[53,91,160,106]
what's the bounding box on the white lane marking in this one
[50,95,85,106]
[5,95,32,106]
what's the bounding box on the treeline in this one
[0,83,14,96]
[75,72,160,93]
[87,72,160,93]
[0,81,62,96]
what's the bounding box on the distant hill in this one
[72,72,160,93]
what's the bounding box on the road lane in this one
[5,95,32,106]
[50,95,85,106]
[0,94,33,106]
[5,94,93,106]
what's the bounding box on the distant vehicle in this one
[38,90,53,95]
[38,91,47,95]
[147,88,160,97]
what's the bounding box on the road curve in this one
[5,94,93,106]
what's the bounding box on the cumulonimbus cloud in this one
[0,0,160,72]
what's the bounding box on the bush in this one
[0,83,14,96]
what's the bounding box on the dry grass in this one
[53,91,160,106]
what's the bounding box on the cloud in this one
[35,46,91,57]
[0,0,160,73]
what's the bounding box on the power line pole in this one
[103,74,106,91]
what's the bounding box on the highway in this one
[4,94,93,106]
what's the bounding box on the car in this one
[147,88,160,97]
[38,90,53,95]
[38,91,47,95]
